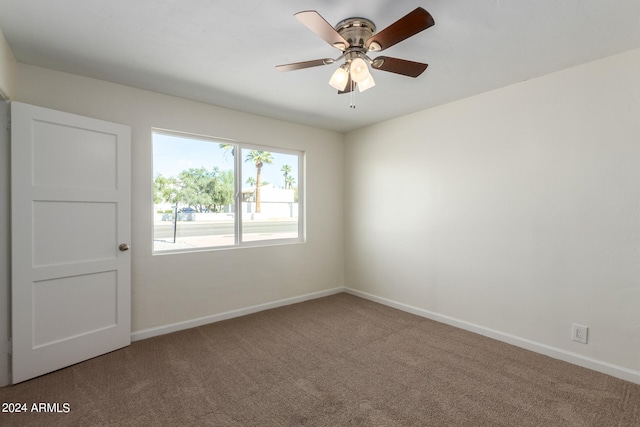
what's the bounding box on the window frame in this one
[151,128,305,254]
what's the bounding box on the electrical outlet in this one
[572,324,588,344]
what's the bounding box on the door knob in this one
[119,243,130,251]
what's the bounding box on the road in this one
[154,220,298,239]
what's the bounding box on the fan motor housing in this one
[335,17,376,49]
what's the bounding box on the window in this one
[152,130,303,253]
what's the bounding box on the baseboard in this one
[131,287,346,342]
[345,288,640,385]
[130,286,639,385]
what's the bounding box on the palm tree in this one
[219,143,235,159]
[246,177,256,187]
[245,150,273,213]
[285,176,296,190]
[281,164,292,188]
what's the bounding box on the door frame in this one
[0,98,9,387]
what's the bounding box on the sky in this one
[152,132,299,189]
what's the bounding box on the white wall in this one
[16,64,345,334]
[345,48,640,381]
[0,26,17,100]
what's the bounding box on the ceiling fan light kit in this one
[349,57,370,83]
[329,66,349,91]
[276,7,434,106]
[358,74,376,92]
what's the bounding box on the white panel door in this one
[11,102,131,384]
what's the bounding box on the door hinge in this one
[5,112,10,131]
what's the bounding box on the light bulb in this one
[329,67,349,91]
[350,58,370,83]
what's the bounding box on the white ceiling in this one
[1,0,639,132]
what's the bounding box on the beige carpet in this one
[1,293,638,426]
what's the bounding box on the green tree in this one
[178,167,215,212]
[154,167,235,214]
[246,176,256,187]
[245,150,273,213]
[281,164,292,189]
[285,176,296,190]
[154,174,180,205]
[212,169,234,213]
[220,143,235,158]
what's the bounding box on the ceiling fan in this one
[276,7,435,96]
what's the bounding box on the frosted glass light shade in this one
[358,74,376,92]
[350,58,370,83]
[329,67,349,90]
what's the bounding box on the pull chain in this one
[349,80,356,108]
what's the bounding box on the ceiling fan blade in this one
[276,58,335,72]
[338,75,354,94]
[371,56,428,77]
[365,7,434,52]
[295,10,350,51]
